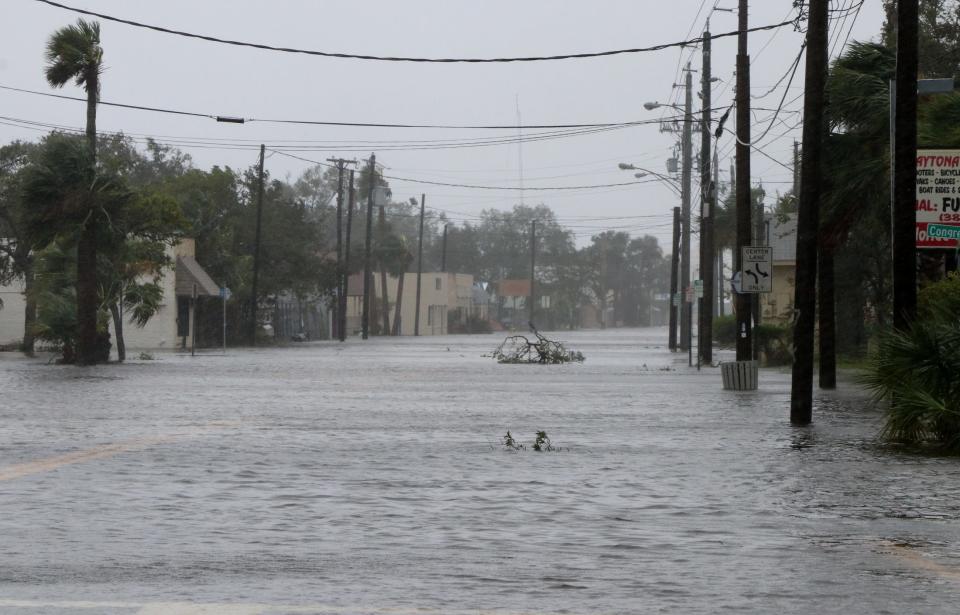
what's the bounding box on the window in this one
[435,277,442,290]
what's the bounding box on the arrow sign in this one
[740,246,773,293]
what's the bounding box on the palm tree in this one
[44,19,103,365]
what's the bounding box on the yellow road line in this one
[885,541,960,582]
[0,420,248,482]
[0,436,173,482]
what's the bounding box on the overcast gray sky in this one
[1,0,884,249]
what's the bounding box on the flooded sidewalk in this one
[1,328,958,614]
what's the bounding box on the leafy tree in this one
[0,142,40,353]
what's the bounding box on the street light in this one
[618,162,681,195]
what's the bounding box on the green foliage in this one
[919,272,960,320]
[44,19,102,91]
[29,241,110,363]
[713,315,736,345]
[753,323,792,367]
[532,431,556,452]
[501,431,524,451]
[861,277,960,451]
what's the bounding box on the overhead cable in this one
[33,0,797,64]
[0,84,666,130]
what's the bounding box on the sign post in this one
[916,149,960,249]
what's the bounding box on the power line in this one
[271,150,681,192]
[0,83,669,130]
[33,0,797,63]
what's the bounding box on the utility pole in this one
[250,143,265,346]
[341,170,355,340]
[529,220,537,325]
[362,154,375,340]
[734,0,753,362]
[441,224,448,272]
[669,206,680,350]
[790,0,829,424]
[414,194,425,336]
[328,158,346,341]
[680,63,693,352]
[700,28,714,365]
[893,0,919,330]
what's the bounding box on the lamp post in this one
[645,78,693,354]
[618,162,682,350]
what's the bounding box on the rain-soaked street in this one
[2,328,960,614]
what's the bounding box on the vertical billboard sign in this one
[916,149,960,249]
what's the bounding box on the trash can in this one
[721,360,758,390]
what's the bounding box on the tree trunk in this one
[76,225,99,365]
[110,301,126,362]
[392,271,405,336]
[76,67,100,365]
[818,243,836,389]
[22,258,36,356]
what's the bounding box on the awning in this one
[175,256,220,297]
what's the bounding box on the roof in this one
[175,256,220,297]
[769,214,797,263]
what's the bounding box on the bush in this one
[713,315,736,345]
[861,276,960,451]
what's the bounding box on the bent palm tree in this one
[44,19,104,365]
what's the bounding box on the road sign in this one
[220,287,232,300]
[654,293,670,301]
[694,279,704,299]
[916,149,960,249]
[740,246,772,293]
[672,293,680,307]
[685,286,695,303]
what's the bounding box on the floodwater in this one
[1,328,959,614]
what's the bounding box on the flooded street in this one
[2,328,960,614]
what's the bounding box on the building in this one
[0,239,220,356]
[344,271,482,336]
[758,214,797,325]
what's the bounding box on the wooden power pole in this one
[362,154,375,340]
[790,0,829,424]
[893,0,919,330]
[414,194,425,336]
[250,143,265,346]
[734,0,753,362]
[700,28,714,365]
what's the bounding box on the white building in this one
[0,239,219,358]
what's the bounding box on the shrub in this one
[713,315,736,345]
[861,276,960,451]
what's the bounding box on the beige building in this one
[758,214,797,325]
[344,271,481,336]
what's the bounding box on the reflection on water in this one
[1,329,959,614]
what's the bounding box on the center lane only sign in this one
[740,246,772,293]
